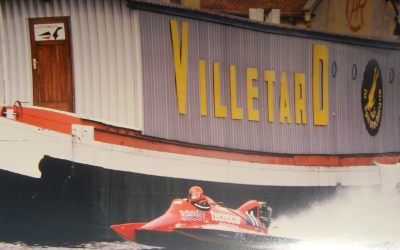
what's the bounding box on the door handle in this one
[33,58,39,69]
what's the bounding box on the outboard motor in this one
[259,202,272,228]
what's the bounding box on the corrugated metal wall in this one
[1,0,399,155]
[140,11,400,155]
[0,0,143,129]
[0,2,3,105]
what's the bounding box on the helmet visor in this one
[189,193,200,200]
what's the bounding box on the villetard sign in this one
[170,20,329,126]
[169,20,385,136]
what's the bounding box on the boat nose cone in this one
[111,223,147,242]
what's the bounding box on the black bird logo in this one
[52,27,63,40]
[39,31,52,40]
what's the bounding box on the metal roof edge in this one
[127,0,400,50]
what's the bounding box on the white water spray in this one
[269,163,400,249]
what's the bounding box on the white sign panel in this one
[34,23,65,41]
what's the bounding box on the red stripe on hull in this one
[5,106,400,167]
[339,157,375,166]
[294,155,340,166]
[16,107,81,134]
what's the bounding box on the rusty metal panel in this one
[139,10,400,155]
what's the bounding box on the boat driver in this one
[185,186,214,211]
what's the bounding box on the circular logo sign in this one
[361,60,383,136]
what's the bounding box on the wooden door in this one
[28,17,74,112]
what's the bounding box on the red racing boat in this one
[111,192,297,249]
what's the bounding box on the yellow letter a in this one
[279,72,291,124]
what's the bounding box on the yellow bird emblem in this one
[364,67,379,112]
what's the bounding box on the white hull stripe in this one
[0,117,386,187]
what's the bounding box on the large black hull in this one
[0,156,346,243]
